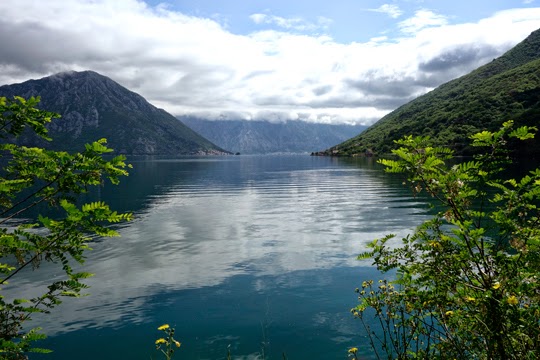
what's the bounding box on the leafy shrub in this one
[0,96,131,358]
[354,121,540,359]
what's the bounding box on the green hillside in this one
[321,28,540,157]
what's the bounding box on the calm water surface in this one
[25,155,430,359]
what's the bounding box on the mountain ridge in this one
[318,28,540,157]
[180,117,367,154]
[0,70,229,155]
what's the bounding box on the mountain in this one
[180,117,367,154]
[318,28,540,157]
[0,71,229,155]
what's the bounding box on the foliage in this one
[154,324,181,360]
[0,96,132,358]
[327,29,540,157]
[353,121,540,359]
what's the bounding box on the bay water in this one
[25,155,431,359]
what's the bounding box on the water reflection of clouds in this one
[16,158,429,335]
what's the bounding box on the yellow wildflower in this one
[465,296,475,302]
[507,295,519,305]
[428,241,442,249]
[174,340,181,348]
[445,310,454,316]
[492,282,501,290]
[158,324,170,331]
[155,338,166,345]
[348,347,358,354]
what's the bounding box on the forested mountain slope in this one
[320,28,540,157]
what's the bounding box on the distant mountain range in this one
[317,28,540,157]
[180,117,366,154]
[0,71,228,155]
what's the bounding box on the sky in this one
[1,1,540,125]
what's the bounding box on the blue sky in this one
[147,0,527,43]
[1,0,539,125]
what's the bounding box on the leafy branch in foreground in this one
[353,121,540,359]
[0,96,132,358]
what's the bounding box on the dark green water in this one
[24,155,430,359]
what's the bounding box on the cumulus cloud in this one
[368,4,404,19]
[398,9,448,33]
[0,0,539,126]
[419,44,501,73]
[249,13,332,32]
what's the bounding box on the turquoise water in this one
[24,155,430,359]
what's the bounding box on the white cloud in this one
[250,13,267,24]
[369,4,404,19]
[0,1,540,126]
[398,9,448,33]
[249,13,332,32]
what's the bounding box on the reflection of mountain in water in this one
[82,156,228,214]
